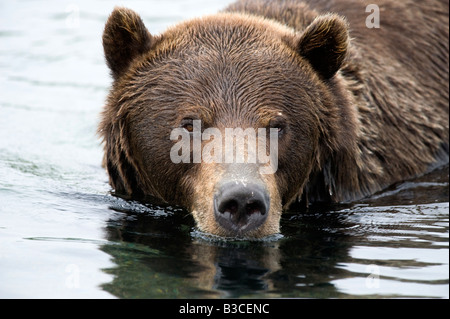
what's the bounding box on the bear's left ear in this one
[295,14,349,80]
[103,7,155,80]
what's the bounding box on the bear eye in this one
[184,123,194,133]
[274,126,284,133]
[180,118,194,133]
[269,117,287,136]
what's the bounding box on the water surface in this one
[0,0,448,299]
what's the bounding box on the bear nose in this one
[214,182,270,236]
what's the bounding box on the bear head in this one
[100,7,357,238]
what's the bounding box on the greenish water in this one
[0,0,448,299]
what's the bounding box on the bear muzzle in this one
[214,181,270,236]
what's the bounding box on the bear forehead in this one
[159,13,297,54]
[133,12,310,84]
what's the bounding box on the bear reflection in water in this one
[101,198,355,298]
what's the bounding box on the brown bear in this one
[99,0,449,238]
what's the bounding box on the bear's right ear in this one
[294,14,349,80]
[103,7,154,79]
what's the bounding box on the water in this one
[0,0,448,299]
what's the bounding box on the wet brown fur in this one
[99,1,449,237]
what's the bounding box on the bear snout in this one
[214,181,270,236]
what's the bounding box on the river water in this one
[0,0,448,299]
